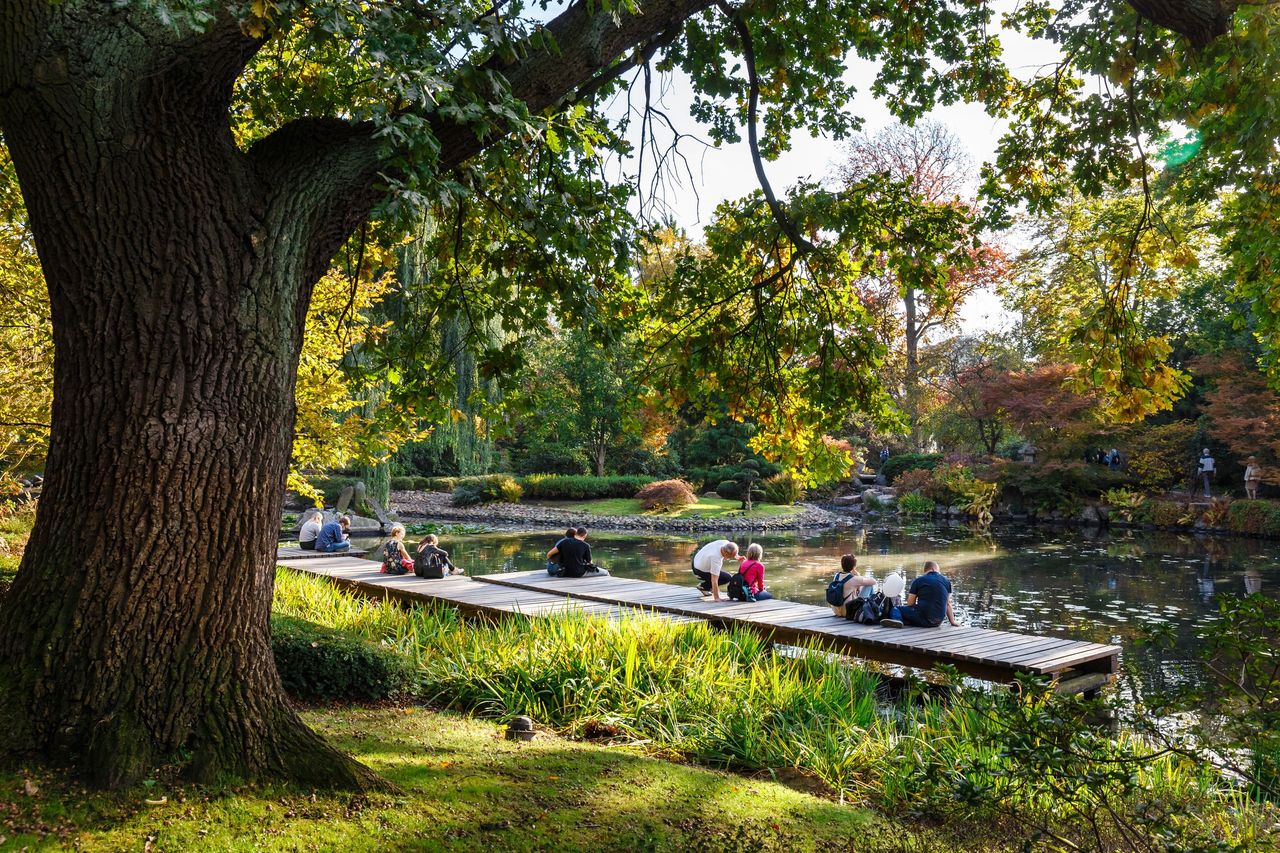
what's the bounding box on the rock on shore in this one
[389,491,854,533]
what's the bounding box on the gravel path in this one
[389,490,856,533]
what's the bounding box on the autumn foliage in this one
[636,479,698,512]
[1196,354,1280,485]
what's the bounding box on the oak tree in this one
[0,0,1273,791]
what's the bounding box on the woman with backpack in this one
[737,543,772,601]
[380,524,414,576]
[415,534,459,578]
[827,554,877,618]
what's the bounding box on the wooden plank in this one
[301,562,1119,688]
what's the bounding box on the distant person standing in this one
[879,447,890,468]
[1244,455,1263,500]
[880,560,957,629]
[691,539,743,600]
[315,515,351,552]
[298,509,323,551]
[1197,448,1215,498]
[1107,448,1121,472]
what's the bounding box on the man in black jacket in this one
[547,527,608,577]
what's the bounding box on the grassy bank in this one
[272,570,1277,850]
[1,706,933,852]
[553,495,803,519]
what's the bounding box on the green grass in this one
[0,706,938,852]
[0,503,35,584]
[268,570,1278,851]
[553,496,803,519]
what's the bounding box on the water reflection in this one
[351,522,1278,700]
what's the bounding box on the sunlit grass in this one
[271,566,1277,853]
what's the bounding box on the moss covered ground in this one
[0,706,980,852]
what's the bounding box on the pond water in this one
[349,522,1280,700]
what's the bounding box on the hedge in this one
[452,475,522,506]
[519,474,654,501]
[271,615,413,701]
[390,476,459,492]
[1227,500,1280,537]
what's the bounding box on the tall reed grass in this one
[273,570,1275,846]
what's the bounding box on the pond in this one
[350,521,1280,700]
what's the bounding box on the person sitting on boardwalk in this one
[549,527,608,578]
[827,554,877,617]
[546,527,577,576]
[380,524,414,575]
[692,539,743,600]
[315,515,351,552]
[880,560,957,629]
[298,509,323,551]
[415,533,460,578]
[737,543,772,601]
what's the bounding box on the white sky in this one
[607,13,1062,334]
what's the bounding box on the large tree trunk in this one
[0,9,382,788]
[0,0,714,789]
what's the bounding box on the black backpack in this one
[848,591,888,624]
[726,573,755,602]
[826,572,853,607]
[414,545,446,579]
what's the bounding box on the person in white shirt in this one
[1198,448,1215,498]
[298,510,323,551]
[691,539,743,601]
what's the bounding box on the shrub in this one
[1102,488,1145,522]
[389,476,417,491]
[514,446,591,476]
[1201,497,1232,529]
[997,461,1129,513]
[270,615,412,701]
[762,472,805,505]
[1116,421,1198,492]
[423,476,458,492]
[309,475,361,508]
[715,479,740,500]
[1226,500,1280,536]
[1140,499,1193,527]
[636,479,698,512]
[451,475,522,506]
[898,492,934,515]
[519,475,654,501]
[880,453,942,483]
[893,468,934,495]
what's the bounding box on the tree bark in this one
[0,0,716,789]
[0,3,385,788]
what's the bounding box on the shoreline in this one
[387,490,856,533]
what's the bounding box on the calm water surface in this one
[353,522,1280,699]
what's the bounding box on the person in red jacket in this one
[738,543,772,601]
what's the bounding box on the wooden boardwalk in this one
[276,554,699,624]
[277,546,368,559]
[278,553,1118,692]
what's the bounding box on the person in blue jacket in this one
[880,561,957,628]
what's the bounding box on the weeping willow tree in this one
[389,216,503,477]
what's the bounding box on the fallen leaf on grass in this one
[144,797,168,806]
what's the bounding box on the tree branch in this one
[713,0,815,254]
